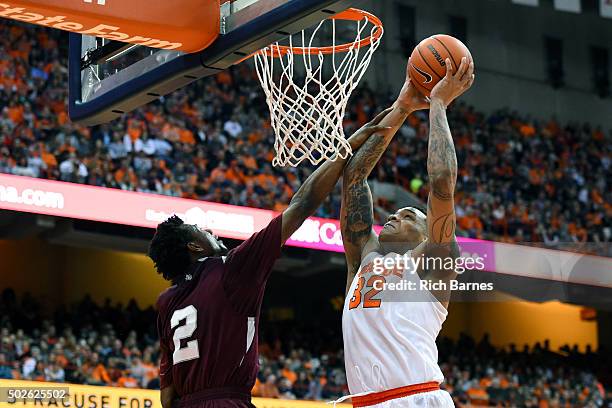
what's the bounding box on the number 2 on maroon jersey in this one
[171,305,200,364]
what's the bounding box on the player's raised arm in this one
[222,121,390,315]
[425,57,474,244]
[280,111,393,244]
[341,73,429,289]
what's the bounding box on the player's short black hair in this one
[148,215,193,282]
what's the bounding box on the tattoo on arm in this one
[343,180,374,244]
[426,101,458,244]
[428,199,456,242]
[342,179,374,293]
[341,135,385,245]
[345,134,387,183]
[427,104,457,199]
[340,134,388,274]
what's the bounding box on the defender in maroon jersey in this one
[148,109,393,408]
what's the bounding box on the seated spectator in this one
[0,353,13,379]
[260,375,280,399]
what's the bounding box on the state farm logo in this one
[0,2,182,50]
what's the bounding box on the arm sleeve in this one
[222,214,283,314]
[157,310,173,389]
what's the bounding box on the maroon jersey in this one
[156,215,283,407]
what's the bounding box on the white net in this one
[253,11,383,167]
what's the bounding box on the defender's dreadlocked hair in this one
[148,215,193,282]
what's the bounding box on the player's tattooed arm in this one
[340,106,414,292]
[340,81,429,289]
[424,56,474,245]
[342,67,431,194]
[281,109,392,245]
[425,98,458,244]
[341,170,376,292]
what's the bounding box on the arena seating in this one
[0,289,610,406]
[0,21,610,246]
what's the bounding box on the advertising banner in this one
[1,174,610,288]
[0,0,218,51]
[0,379,350,407]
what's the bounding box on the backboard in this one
[68,0,359,125]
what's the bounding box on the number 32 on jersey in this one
[348,275,386,310]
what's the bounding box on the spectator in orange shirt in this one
[260,375,281,399]
[86,353,111,385]
[117,372,140,388]
[467,382,489,406]
[281,362,297,385]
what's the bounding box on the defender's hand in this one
[347,107,393,151]
[430,57,475,108]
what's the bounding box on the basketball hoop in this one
[253,8,384,167]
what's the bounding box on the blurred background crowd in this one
[0,289,610,407]
[0,22,610,249]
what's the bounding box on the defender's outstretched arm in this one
[281,110,393,244]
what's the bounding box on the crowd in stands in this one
[1,289,610,407]
[438,335,610,407]
[0,288,160,389]
[0,20,610,247]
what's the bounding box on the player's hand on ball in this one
[396,60,430,112]
[430,57,475,108]
[347,107,393,150]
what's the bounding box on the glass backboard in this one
[69,0,358,125]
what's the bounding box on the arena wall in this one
[0,238,65,307]
[0,238,167,309]
[443,298,598,352]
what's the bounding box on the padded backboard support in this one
[69,0,358,125]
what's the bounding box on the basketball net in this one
[253,9,383,167]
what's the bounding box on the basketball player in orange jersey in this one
[339,56,474,407]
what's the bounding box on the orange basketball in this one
[408,34,473,97]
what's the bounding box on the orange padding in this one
[0,0,220,53]
[351,382,440,407]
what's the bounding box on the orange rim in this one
[257,8,383,58]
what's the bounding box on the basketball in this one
[409,34,473,97]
